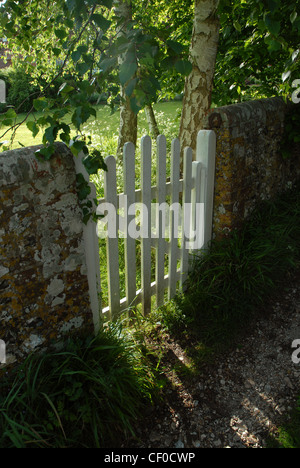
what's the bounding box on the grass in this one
[266,396,300,448]
[0,324,158,448]
[155,183,300,355]
[0,100,182,153]
[149,183,300,448]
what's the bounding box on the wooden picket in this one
[97,130,216,321]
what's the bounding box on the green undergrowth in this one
[0,324,158,448]
[149,182,300,448]
[266,395,300,448]
[155,182,300,356]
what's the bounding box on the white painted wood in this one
[190,161,205,251]
[73,153,102,333]
[0,79,6,104]
[123,142,137,311]
[141,135,152,315]
[98,180,184,206]
[168,138,181,301]
[104,155,120,320]
[181,146,193,290]
[95,131,216,320]
[155,134,167,307]
[196,130,216,248]
[102,269,182,316]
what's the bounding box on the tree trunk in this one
[179,0,220,157]
[145,104,160,139]
[113,0,138,155]
[117,84,138,155]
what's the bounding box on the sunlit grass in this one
[0,101,182,154]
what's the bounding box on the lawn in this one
[0,100,182,155]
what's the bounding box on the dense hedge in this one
[0,67,39,113]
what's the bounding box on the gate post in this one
[196,130,216,248]
[74,153,102,332]
[0,79,6,104]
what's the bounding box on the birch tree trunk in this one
[179,0,220,156]
[113,0,138,155]
[145,104,160,139]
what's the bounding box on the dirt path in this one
[123,271,300,448]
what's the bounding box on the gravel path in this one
[124,271,300,449]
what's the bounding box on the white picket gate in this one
[0,79,5,104]
[75,129,216,327]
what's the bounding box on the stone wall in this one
[204,97,300,237]
[0,143,94,368]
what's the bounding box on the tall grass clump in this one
[267,394,300,448]
[0,324,157,448]
[158,184,300,349]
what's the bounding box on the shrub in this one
[2,67,40,113]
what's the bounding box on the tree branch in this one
[0,3,98,144]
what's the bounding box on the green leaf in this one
[233,21,241,32]
[66,0,76,12]
[166,40,185,55]
[91,14,111,32]
[82,152,105,175]
[290,11,297,24]
[293,17,300,31]
[70,140,88,157]
[77,80,94,95]
[282,70,291,82]
[119,61,138,86]
[264,35,282,52]
[1,119,14,126]
[266,0,279,13]
[125,78,138,97]
[77,45,89,55]
[130,96,142,114]
[99,57,117,73]
[4,108,17,120]
[58,82,75,95]
[76,62,91,76]
[43,125,59,145]
[53,48,61,57]
[26,121,39,138]
[72,49,82,62]
[264,14,281,36]
[54,29,68,40]
[76,173,91,200]
[100,0,113,8]
[33,97,49,112]
[175,59,193,76]
[71,45,88,63]
[71,105,96,129]
[0,141,9,151]
[292,50,299,63]
[0,108,17,127]
[35,145,55,161]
